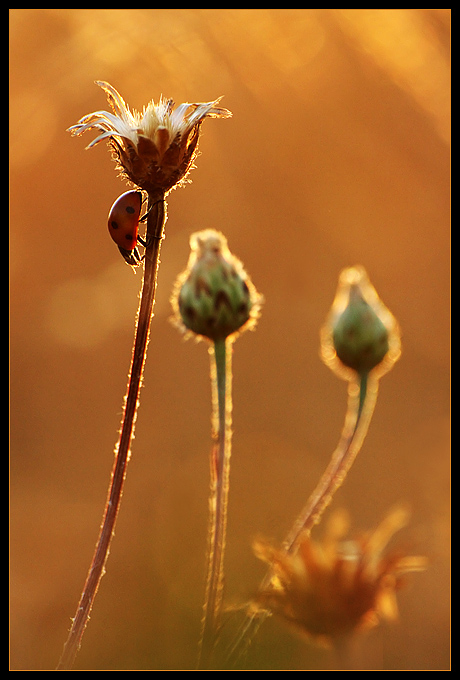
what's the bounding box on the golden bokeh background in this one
[10,9,450,670]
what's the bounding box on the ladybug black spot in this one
[111,220,119,229]
[125,233,135,242]
[126,206,136,214]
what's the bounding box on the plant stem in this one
[199,337,233,668]
[226,371,377,665]
[282,370,372,551]
[57,193,166,671]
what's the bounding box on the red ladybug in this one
[108,190,146,266]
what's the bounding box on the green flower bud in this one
[171,230,262,342]
[321,266,401,379]
[332,284,389,373]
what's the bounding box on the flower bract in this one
[68,81,232,194]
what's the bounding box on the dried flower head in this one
[252,507,426,647]
[171,229,263,342]
[321,266,401,381]
[68,81,232,195]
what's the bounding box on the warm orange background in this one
[10,9,450,671]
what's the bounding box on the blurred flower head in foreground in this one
[171,229,263,343]
[68,81,232,195]
[321,266,401,381]
[252,506,426,647]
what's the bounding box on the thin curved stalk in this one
[226,371,377,665]
[282,371,373,551]
[57,194,166,671]
[199,337,233,669]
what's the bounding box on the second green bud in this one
[172,229,262,342]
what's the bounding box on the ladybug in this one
[108,190,147,266]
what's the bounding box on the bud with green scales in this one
[172,230,262,342]
[321,266,401,381]
[171,231,262,661]
[332,284,389,373]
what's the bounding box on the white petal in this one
[95,81,138,126]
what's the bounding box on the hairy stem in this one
[227,371,377,665]
[282,371,372,550]
[57,193,166,671]
[199,337,233,668]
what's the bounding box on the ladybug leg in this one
[118,245,144,267]
[134,246,146,264]
[139,198,163,222]
[138,199,164,250]
[137,234,160,250]
[136,234,149,256]
[137,233,162,250]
